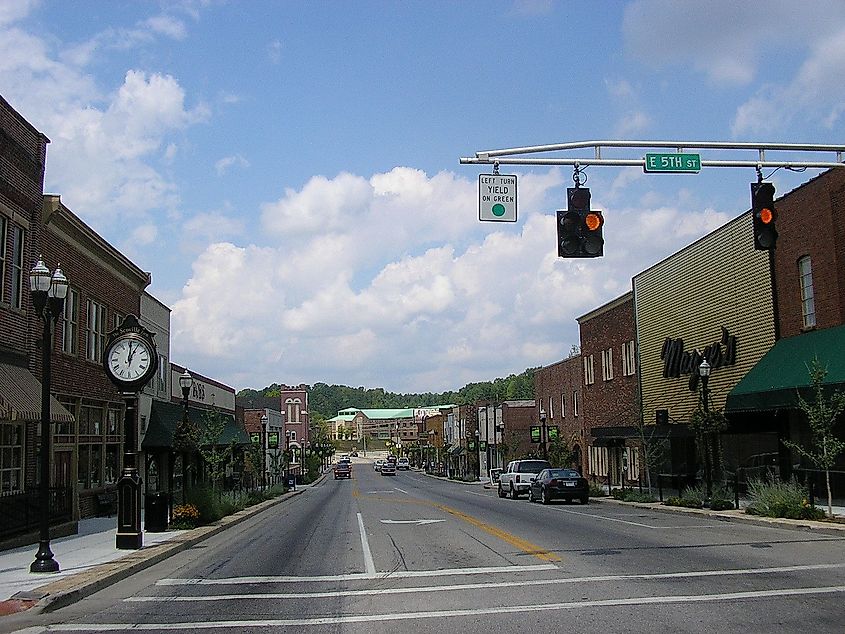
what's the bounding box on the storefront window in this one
[0,424,23,492]
[105,445,120,484]
[56,396,78,437]
[90,445,102,487]
[78,445,90,488]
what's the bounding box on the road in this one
[12,462,845,632]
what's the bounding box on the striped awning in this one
[0,362,75,423]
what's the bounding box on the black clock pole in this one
[116,393,143,549]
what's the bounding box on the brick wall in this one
[774,168,845,338]
[534,355,583,462]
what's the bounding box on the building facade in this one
[533,355,583,470]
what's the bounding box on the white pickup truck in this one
[497,459,552,499]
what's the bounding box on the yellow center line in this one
[351,486,560,563]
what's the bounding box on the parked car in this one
[374,459,385,471]
[528,468,589,504]
[397,457,410,470]
[498,459,552,499]
[380,461,397,476]
[333,460,352,480]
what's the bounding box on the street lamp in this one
[29,257,68,573]
[285,429,292,487]
[699,358,714,498]
[539,408,548,461]
[474,429,481,480]
[177,370,193,499]
[260,413,268,490]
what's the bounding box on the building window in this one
[548,396,554,419]
[0,423,23,492]
[622,340,636,376]
[573,391,579,417]
[157,354,168,393]
[86,299,107,362]
[799,256,816,329]
[62,287,79,355]
[583,355,595,385]
[0,215,6,303]
[560,393,566,418]
[602,348,614,381]
[589,445,608,477]
[9,225,24,309]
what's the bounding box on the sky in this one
[3,0,845,395]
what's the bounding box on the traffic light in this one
[556,187,604,258]
[751,182,778,250]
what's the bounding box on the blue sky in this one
[3,0,845,394]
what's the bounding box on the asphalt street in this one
[8,461,845,633]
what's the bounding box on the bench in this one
[96,492,117,517]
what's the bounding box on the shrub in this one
[745,475,825,520]
[170,503,200,529]
[709,498,734,511]
[611,488,657,503]
[664,496,702,509]
[589,483,607,497]
[186,484,224,524]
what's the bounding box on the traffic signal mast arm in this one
[460,140,845,170]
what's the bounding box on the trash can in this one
[286,475,296,490]
[145,491,169,532]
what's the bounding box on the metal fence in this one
[0,487,73,541]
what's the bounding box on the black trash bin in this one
[145,491,169,532]
[286,475,296,490]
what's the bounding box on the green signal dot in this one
[492,203,506,217]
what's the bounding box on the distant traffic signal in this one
[751,182,778,250]
[556,187,604,258]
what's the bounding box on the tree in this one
[548,433,575,468]
[198,408,236,492]
[782,358,845,517]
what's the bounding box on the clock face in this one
[107,336,154,383]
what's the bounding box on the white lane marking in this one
[466,490,491,497]
[157,563,558,585]
[137,563,845,602]
[50,586,845,629]
[380,519,445,525]
[367,490,395,494]
[357,512,376,575]
[394,487,409,494]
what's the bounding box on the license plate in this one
[564,481,575,487]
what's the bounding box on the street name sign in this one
[644,153,701,173]
[479,174,518,222]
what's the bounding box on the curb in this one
[590,496,845,534]
[13,486,312,615]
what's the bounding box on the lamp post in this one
[699,359,713,498]
[178,370,193,501]
[474,429,481,480]
[260,413,268,491]
[539,408,548,461]
[29,257,68,573]
[285,429,292,486]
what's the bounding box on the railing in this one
[0,487,73,541]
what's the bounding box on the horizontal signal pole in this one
[459,140,845,170]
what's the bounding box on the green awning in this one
[725,325,845,413]
[142,400,250,449]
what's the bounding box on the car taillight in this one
[549,479,558,485]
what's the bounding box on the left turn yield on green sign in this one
[479,173,518,222]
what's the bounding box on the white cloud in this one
[215,154,250,176]
[268,39,282,64]
[623,0,845,86]
[172,167,730,392]
[0,0,37,27]
[733,27,845,136]
[144,15,187,40]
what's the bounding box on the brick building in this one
[577,292,640,486]
[533,354,583,470]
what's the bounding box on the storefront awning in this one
[725,324,845,413]
[142,400,250,449]
[0,362,74,423]
[448,445,464,456]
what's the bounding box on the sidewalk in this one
[0,484,311,617]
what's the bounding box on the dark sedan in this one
[528,468,589,505]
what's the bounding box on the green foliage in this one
[186,483,224,523]
[588,483,607,497]
[610,488,657,503]
[745,474,825,520]
[198,408,236,491]
[781,357,845,517]
[238,368,539,419]
[548,434,575,468]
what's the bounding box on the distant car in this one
[380,461,396,476]
[397,457,410,470]
[333,460,352,480]
[374,459,385,471]
[528,468,589,505]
